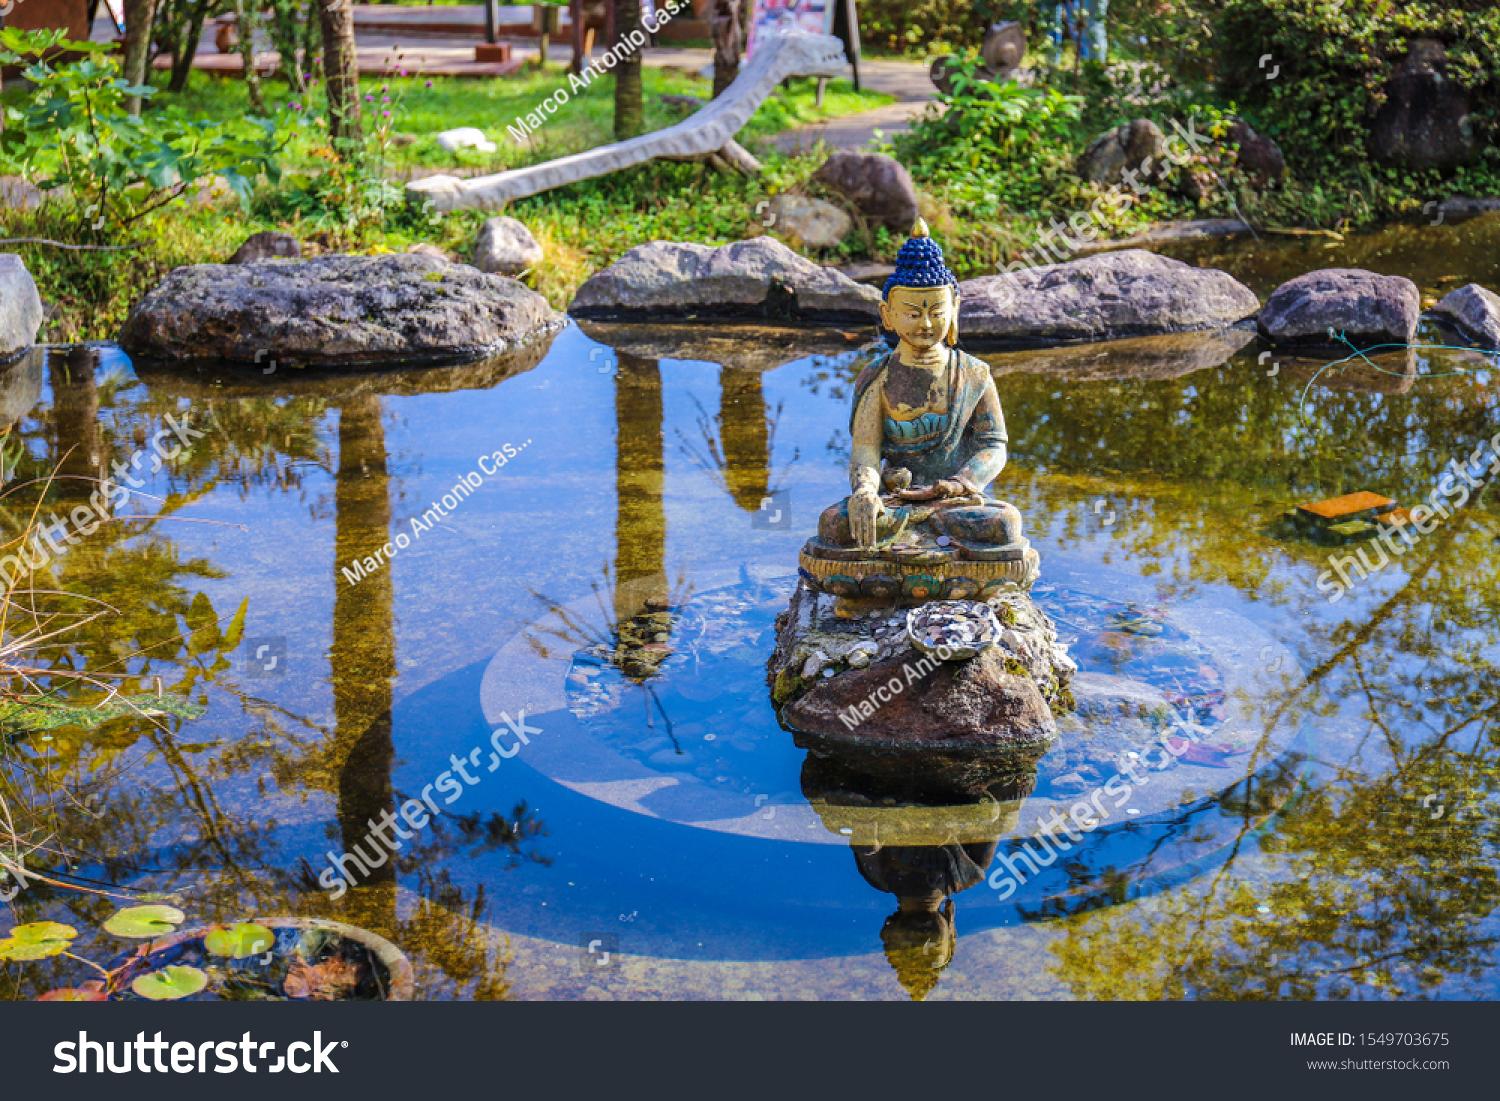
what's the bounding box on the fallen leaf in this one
[282,956,362,1001]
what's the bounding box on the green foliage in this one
[0,29,280,240]
[0,692,207,734]
[1215,0,1500,171]
[895,59,1086,219]
[857,0,1031,55]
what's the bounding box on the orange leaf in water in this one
[282,957,362,1001]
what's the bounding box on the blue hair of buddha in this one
[882,218,958,299]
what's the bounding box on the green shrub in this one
[0,29,280,241]
[1214,0,1500,172]
[894,59,1086,219]
[857,0,1033,55]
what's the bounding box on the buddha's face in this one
[880,284,957,350]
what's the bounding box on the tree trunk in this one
[230,0,266,112]
[612,0,643,140]
[710,0,745,99]
[318,0,362,148]
[167,0,214,93]
[121,0,161,115]
[265,0,310,94]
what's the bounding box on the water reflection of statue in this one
[859,840,999,1000]
[803,756,1032,1000]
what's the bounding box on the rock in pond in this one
[1434,197,1500,224]
[229,231,301,264]
[1432,283,1500,350]
[569,237,881,324]
[0,254,44,363]
[768,582,1073,796]
[472,215,544,276]
[1257,268,1420,349]
[119,253,563,368]
[810,152,920,234]
[959,250,1258,346]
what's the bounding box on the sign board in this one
[746,0,833,57]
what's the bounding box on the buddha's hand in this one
[897,478,971,502]
[849,486,884,549]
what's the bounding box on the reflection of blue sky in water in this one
[561,576,1229,798]
[0,300,1496,998]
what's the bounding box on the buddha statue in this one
[799,220,1038,612]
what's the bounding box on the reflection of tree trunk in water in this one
[613,354,667,627]
[330,395,398,942]
[48,348,107,499]
[718,367,771,513]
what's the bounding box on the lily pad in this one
[39,987,107,1002]
[131,965,208,1001]
[204,923,275,960]
[103,904,185,939]
[0,921,78,961]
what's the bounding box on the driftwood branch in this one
[0,238,139,252]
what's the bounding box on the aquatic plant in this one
[0,905,286,1001]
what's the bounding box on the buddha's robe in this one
[817,348,1022,551]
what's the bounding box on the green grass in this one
[163,63,891,173]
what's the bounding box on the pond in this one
[2,222,1498,1000]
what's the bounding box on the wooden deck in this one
[120,4,708,80]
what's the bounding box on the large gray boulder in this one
[1432,283,1500,350]
[959,250,1258,346]
[1370,39,1477,170]
[1258,268,1420,349]
[472,216,544,276]
[0,255,45,363]
[119,253,562,368]
[569,237,881,324]
[810,152,920,234]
